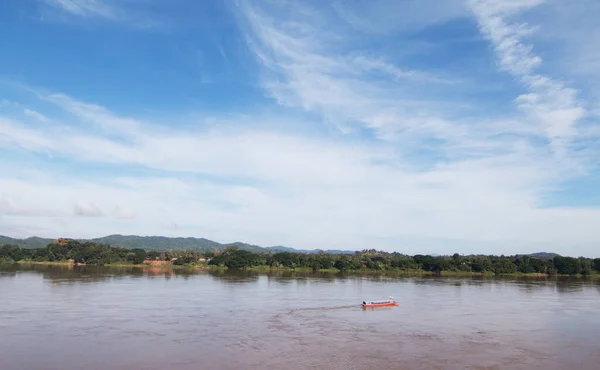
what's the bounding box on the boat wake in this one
[288,305,359,314]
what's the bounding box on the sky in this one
[0,0,599,256]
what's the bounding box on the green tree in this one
[413,255,435,271]
[0,245,12,260]
[47,243,70,261]
[146,251,161,260]
[553,256,582,275]
[7,245,24,262]
[470,256,493,272]
[390,255,419,270]
[334,256,351,271]
[127,248,147,264]
[579,258,593,276]
[492,258,517,274]
[272,252,298,268]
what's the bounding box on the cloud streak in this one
[43,0,118,20]
[74,201,103,217]
[24,109,50,122]
[235,0,572,170]
[237,0,470,144]
[469,0,586,156]
[40,0,166,29]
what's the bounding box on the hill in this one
[1,234,307,254]
[0,235,561,257]
[526,252,560,259]
[91,235,226,252]
[266,246,355,254]
[0,236,53,249]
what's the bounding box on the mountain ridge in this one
[0,234,562,257]
[0,234,355,254]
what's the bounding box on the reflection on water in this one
[3,263,598,289]
[1,263,600,370]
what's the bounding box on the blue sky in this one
[1,0,599,256]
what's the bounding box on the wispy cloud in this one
[237,0,467,143]
[235,0,553,163]
[43,93,140,134]
[23,108,50,122]
[112,206,136,220]
[43,0,118,20]
[0,193,59,217]
[74,201,103,217]
[40,0,165,29]
[469,0,586,157]
[331,0,467,34]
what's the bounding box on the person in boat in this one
[363,301,366,305]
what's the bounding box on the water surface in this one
[1,264,599,370]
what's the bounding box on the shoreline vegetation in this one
[2,238,599,278]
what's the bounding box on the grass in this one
[12,259,223,271]
[15,260,74,266]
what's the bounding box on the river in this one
[1,264,599,370]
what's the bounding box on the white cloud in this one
[44,93,140,134]
[0,117,59,152]
[43,0,117,20]
[40,0,165,29]
[74,201,103,217]
[468,0,586,158]
[0,193,59,217]
[468,0,545,75]
[331,0,468,34]
[469,0,546,17]
[112,206,136,220]
[235,0,560,165]
[516,75,585,154]
[24,109,50,122]
[513,0,600,121]
[237,0,473,144]
[0,96,599,255]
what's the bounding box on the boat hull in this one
[362,302,398,308]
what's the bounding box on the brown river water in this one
[1,264,599,370]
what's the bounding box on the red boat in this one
[362,296,398,308]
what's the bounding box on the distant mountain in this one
[220,241,266,253]
[266,246,355,254]
[0,235,569,258]
[526,252,560,259]
[91,235,225,252]
[0,236,53,249]
[0,234,351,254]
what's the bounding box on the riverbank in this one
[6,260,221,271]
[3,260,599,278]
[238,265,600,278]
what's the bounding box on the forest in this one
[1,238,599,276]
[208,247,600,275]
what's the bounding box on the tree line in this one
[208,247,600,276]
[2,240,599,276]
[0,239,211,266]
